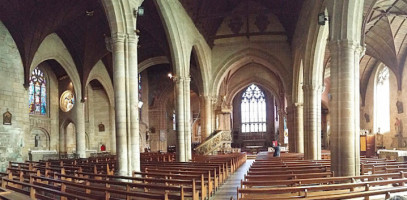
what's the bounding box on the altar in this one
[245,145,263,154]
[378,149,407,161]
[29,150,58,161]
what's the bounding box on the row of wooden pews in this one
[0,152,247,200]
[141,152,176,162]
[140,153,247,200]
[236,152,407,200]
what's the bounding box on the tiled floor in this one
[210,159,254,200]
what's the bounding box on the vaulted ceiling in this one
[0,0,110,89]
[360,0,407,103]
[0,0,170,94]
[179,0,304,46]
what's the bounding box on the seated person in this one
[272,143,281,157]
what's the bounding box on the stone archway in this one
[29,128,50,150]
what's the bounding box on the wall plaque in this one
[98,123,105,132]
[3,109,11,125]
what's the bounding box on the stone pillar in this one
[211,97,218,131]
[112,33,128,176]
[128,34,140,173]
[200,95,212,142]
[278,109,286,146]
[59,125,65,153]
[294,103,304,153]
[184,77,192,161]
[327,0,364,177]
[329,40,362,176]
[286,105,295,152]
[303,84,322,160]
[75,101,86,158]
[109,106,116,154]
[87,86,95,150]
[175,77,186,162]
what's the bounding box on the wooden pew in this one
[31,175,182,200]
[237,173,407,199]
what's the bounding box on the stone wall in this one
[0,21,29,171]
[91,88,111,151]
[360,65,404,150]
[28,62,59,152]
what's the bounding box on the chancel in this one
[0,0,407,199]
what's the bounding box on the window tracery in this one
[241,84,266,133]
[29,68,47,115]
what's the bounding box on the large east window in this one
[241,84,266,132]
[29,68,47,115]
[374,66,390,133]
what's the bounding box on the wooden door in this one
[360,135,366,157]
[366,135,376,157]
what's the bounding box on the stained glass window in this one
[60,90,75,112]
[374,66,390,133]
[139,74,142,100]
[29,68,47,115]
[241,84,266,132]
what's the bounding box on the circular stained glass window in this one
[60,90,75,112]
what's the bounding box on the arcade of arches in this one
[0,0,406,179]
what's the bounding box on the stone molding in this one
[302,84,323,93]
[108,33,139,45]
[328,39,364,56]
[294,102,304,107]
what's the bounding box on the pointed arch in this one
[86,60,115,107]
[30,33,82,100]
[374,65,391,134]
[212,48,289,98]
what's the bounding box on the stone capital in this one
[294,102,304,107]
[110,32,127,44]
[302,84,323,93]
[173,75,191,84]
[211,96,219,105]
[127,34,139,44]
[328,39,363,54]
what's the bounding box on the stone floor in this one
[210,159,254,200]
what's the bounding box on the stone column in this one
[128,34,140,173]
[175,77,186,162]
[294,103,304,153]
[87,86,95,150]
[200,95,212,142]
[59,125,65,153]
[112,33,128,176]
[75,101,86,158]
[109,106,116,154]
[286,105,295,152]
[303,84,322,160]
[211,97,218,131]
[184,77,192,161]
[329,40,363,176]
[327,0,364,177]
[278,109,286,146]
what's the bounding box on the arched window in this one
[374,66,390,133]
[241,84,266,132]
[29,68,47,115]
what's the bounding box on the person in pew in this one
[272,143,281,157]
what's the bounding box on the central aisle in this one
[211,159,254,200]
